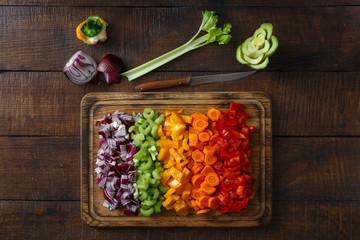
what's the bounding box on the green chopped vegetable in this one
[132,108,165,216]
[81,15,103,37]
[140,207,155,217]
[236,23,278,70]
[121,10,232,81]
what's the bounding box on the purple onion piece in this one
[63,51,97,85]
[97,54,123,84]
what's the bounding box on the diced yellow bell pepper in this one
[169,148,182,162]
[182,115,192,124]
[163,195,176,207]
[164,187,176,198]
[168,166,183,181]
[163,158,176,169]
[159,139,179,149]
[157,125,164,137]
[158,148,169,161]
[168,178,182,189]
[181,182,194,200]
[161,169,171,186]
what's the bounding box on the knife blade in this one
[134,71,256,92]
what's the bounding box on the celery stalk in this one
[121,11,232,81]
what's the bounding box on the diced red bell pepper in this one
[224,118,237,127]
[213,160,223,171]
[238,112,249,120]
[249,126,256,132]
[234,175,247,186]
[222,126,232,140]
[229,190,237,199]
[222,110,236,118]
[242,174,253,184]
[216,119,224,133]
[228,156,240,167]
[223,169,240,179]
[231,129,247,139]
[216,137,228,148]
[236,185,245,197]
[229,102,244,112]
[220,206,231,213]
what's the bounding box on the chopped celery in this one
[154,200,164,213]
[139,189,148,201]
[159,184,170,194]
[138,157,152,171]
[143,108,155,120]
[143,199,157,206]
[131,108,164,217]
[140,207,154,217]
[148,188,160,199]
[152,167,163,180]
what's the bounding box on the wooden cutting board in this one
[81,92,272,227]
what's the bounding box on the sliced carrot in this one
[191,149,205,162]
[191,174,205,188]
[200,165,215,176]
[205,172,220,186]
[208,196,220,210]
[191,112,209,122]
[203,145,215,156]
[199,195,210,208]
[193,118,209,132]
[196,209,210,214]
[200,182,216,195]
[204,154,217,165]
[207,108,221,121]
[191,199,200,211]
[191,162,204,173]
[195,200,206,210]
[191,188,203,199]
[198,131,211,142]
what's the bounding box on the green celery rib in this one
[121,34,209,81]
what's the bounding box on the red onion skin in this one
[97,54,123,84]
[104,72,122,84]
[63,51,97,85]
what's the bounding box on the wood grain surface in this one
[0,2,359,239]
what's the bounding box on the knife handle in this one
[135,77,191,92]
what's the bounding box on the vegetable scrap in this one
[95,103,255,216]
[76,15,108,45]
[236,23,278,69]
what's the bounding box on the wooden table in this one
[0,1,359,239]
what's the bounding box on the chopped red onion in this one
[95,111,139,215]
[63,51,97,85]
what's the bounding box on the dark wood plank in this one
[0,200,359,239]
[0,0,358,7]
[1,71,359,137]
[0,7,360,71]
[0,137,80,201]
[1,136,359,202]
[273,137,360,201]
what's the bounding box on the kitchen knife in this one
[134,71,256,92]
